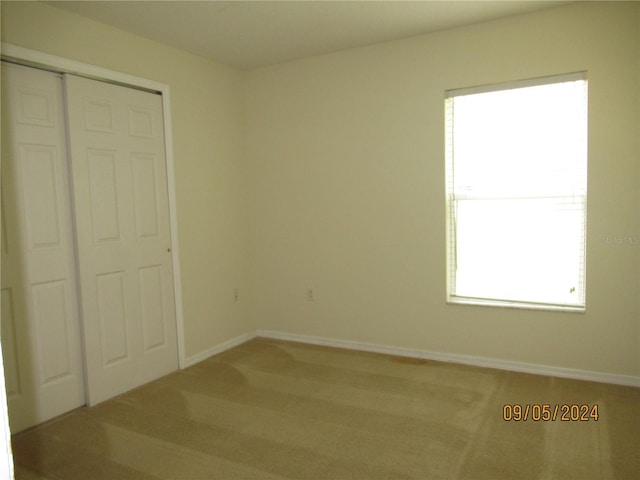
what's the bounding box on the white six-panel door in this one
[1,63,86,432]
[1,63,179,431]
[64,74,178,406]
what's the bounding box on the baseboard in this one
[183,329,640,387]
[256,329,640,388]
[184,331,257,368]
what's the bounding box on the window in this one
[445,73,588,311]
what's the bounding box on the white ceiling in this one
[49,1,568,70]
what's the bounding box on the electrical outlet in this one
[307,288,314,301]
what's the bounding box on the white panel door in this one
[64,74,178,406]
[0,63,86,432]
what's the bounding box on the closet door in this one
[1,63,86,432]
[64,74,178,406]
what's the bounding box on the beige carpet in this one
[11,338,640,479]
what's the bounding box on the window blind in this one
[445,72,588,311]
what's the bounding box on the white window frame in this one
[445,72,588,312]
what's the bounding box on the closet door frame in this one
[1,43,187,371]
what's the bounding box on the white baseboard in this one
[184,331,257,368]
[183,329,640,387]
[256,329,640,388]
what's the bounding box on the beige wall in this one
[1,1,253,359]
[2,2,639,378]
[245,2,640,377]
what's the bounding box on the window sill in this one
[447,296,585,313]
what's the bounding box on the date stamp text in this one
[502,404,599,422]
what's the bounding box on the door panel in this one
[1,63,86,432]
[64,74,178,406]
[131,153,161,239]
[32,280,73,382]
[0,288,20,397]
[96,271,129,366]
[87,149,121,243]
[139,264,166,351]
[21,145,63,249]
